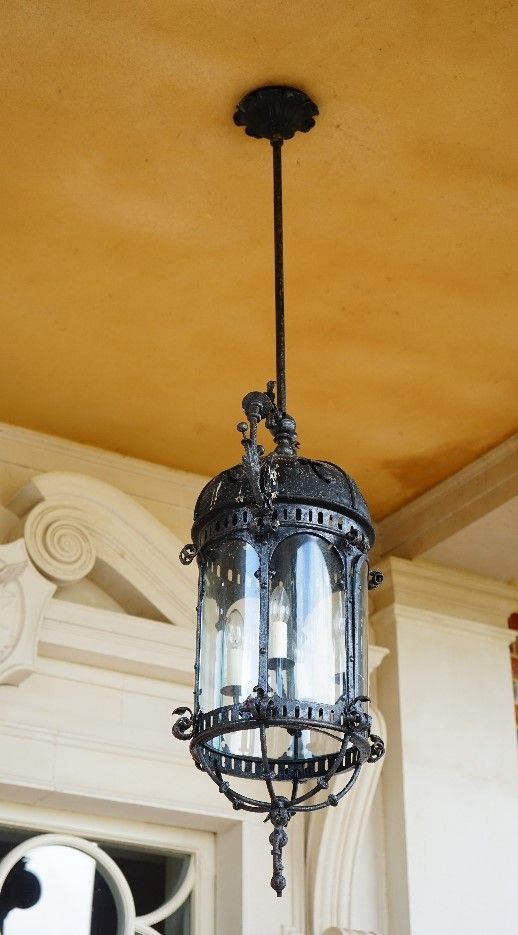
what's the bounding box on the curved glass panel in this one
[354,558,369,697]
[268,534,345,705]
[199,540,260,713]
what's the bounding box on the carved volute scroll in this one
[24,500,96,585]
[0,539,55,686]
[8,472,197,626]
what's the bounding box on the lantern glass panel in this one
[354,558,369,696]
[199,540,260,713]
[268,533,345,705]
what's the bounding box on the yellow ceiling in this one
[1,1,517,519]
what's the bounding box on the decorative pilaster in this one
[306,646,388,935]
[372,557,518,935]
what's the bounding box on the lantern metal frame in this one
[173,85,385,898]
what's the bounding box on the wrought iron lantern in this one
[173,85,385,897]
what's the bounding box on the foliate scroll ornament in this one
[172,706,196,741]
[343,697,385,766]
[0,561,26,664]
[239,685,282,721]
[179,544,197,566]
[23,501,95,586]
[0,539,56,686]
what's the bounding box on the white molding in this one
[321,930,379,935]
[0,539,55,685]
[40,598,195,684]
[8,473,197,626]
[306,649,388,935]
[0,798,214,855]
[307,703,387,935]
[0,800,215,935]
[0,421,206,510]
[0,833,136,935]
[375,433,518,560]
[39,600,386,686]
[0,715,245,831]
[373,556,518,628]
[373,603,517,645]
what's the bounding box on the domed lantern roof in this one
[192,453,375,551]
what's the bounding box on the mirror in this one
[0,845,119,935]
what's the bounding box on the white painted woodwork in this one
[1,424,517,934]
[0,539,55,685]
[0,802,215,935]
[306,648,389,935]
[375,432,518,566]
[8,471,197,625]
[373,557,518,935]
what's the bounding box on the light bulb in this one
[224,607,244,687]
[225,608,244,648]
[333,590,347,681]
[269,581,290,659]
[270,582,290,624]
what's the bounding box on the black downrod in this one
[271,138,286,415]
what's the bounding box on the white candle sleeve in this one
[269,616,288,658]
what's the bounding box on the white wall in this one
[373,558,518,935]
[2,423,517,935]
[0,424,306,935]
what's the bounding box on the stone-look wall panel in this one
[374,558,518,935]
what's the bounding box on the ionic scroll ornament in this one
[8,473,196,625]
[23,501,95,587]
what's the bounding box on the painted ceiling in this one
[2,1,517,518]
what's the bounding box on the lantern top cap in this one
[193,453,375,545]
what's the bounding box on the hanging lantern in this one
[173,85,385,897]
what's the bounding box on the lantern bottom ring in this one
[172,697,384,896]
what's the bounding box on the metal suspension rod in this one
[271,138,286,415]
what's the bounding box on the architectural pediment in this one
[0,471,198,684]
[6,471,197,626]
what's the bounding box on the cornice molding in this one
[7,472,197,626]
[41,599,385,686]
[0,421,206,510]
[0,717,231,828]
[374,433,518,560]
[373,604,516,645]
[373,556,518,629]
[40,598,196,684]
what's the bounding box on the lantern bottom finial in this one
[268,796,293,896]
